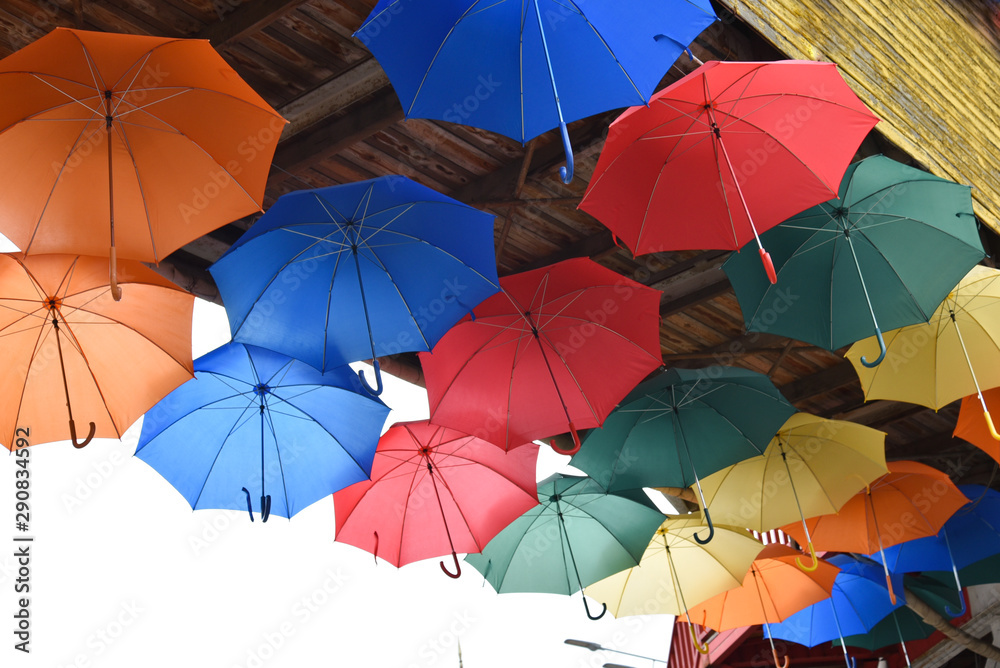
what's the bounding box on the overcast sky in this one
[2,298,674,668]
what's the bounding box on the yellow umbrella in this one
[847,264,1000,440]
[584,514,765,654]
[695,413,888,571]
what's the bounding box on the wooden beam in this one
[197,0,307,47]
[658,278,731,318]
[278,58,390,138]
[779,360,859,404]
[269,87,404,180]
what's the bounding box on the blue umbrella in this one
[767,554,904,668]
[354,0,717,183]
[209,176,500,395]
[877,484,994,616]
[135,342,390,521]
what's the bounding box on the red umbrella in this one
[579,60,879,282]
[332,420,539,578]
[418,257,663,453]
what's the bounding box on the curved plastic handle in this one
[440,551,462,579]
[861,327,887,368]
[372,531,379,565]
[69,418,96,449]
[945,592,967,617]
[109,247,122,301]
[550,422,582,455]
[693,507,715,544]
[772,646,790,668]
[795,541,819,572]
[583,596,607,621]
[689,622,710,655]
[261,495,271,523]
[759,248,777,284]
[241,487,255,522]
[557,121,574,184]
[885,572,897,605]
[359,359,384,397]
[984,410,1000,441]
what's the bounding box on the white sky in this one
[2,298,674,668]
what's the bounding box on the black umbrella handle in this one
[241,487,254,522]
[693,507,715,545]
[261,495,271,523]
[582,595,606,621]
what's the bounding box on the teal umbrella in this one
[464,474,665,620]
[834,607,935,667]
[722,155,983,367]
[570,366,795,544]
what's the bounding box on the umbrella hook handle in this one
[771,646,789,668]
[359,359,384,397]
[983,410,1000,441]
[945,593,967,617]
[693,507,715,544]
[795,541,820,572]
[241,487,255,522]
[582,595,606,621]
[688,622,710,654]
[556,121,575,184]
[550,422,582,455]
[440,551,462,579]
[69,419,96,449]
[860,327,887,368]
[260,495,271,523]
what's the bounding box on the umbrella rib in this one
[559,493,651,564]
[189,399,261,511]
[561,0,648,103]
[8,312,51,446]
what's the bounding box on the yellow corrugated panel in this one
[721,0,1000,233]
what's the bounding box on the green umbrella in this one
[835,607,935,650]
[570,366,796,544]
[928,553,1000,588]
[464,474,665,620]
[722,155,983,367]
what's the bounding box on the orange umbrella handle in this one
[69,418,96,449]
[689,622,710,655]
[885,572,897,605]
[772,646,790,668]
[109,247,122,301]
[984,410,1000,441]
[795,541,819,572]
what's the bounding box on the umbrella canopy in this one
[848,265,1000,439]
[766,554,904,668]
[722,155,983,365]
[698,413,887,568]
[465,474,666,620]
[210,175,500,395]
[781,461,969,605]
[688,543,840,630]
[579,60,878,280]
[419,257,663,452]
[356,0,717,182]
[835,607,935,652]
[877,484,1000,616]
[0,28,285,298]
[135,342,390,521]
[332,420,539,577]
[688,543,840,668]
[571,366,796,542]
[955,387,1000,464]
[0,254,193,449]
[585,514,765,652]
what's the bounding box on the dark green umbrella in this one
[834,607,935,654]
[723,155,983,367]
[464,474,665,620]
[570,366,795,544]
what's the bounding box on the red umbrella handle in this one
[550,422,582,455]
[759,248,777,284]
[440,551,461,579]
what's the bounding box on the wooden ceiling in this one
[1,0,997,484]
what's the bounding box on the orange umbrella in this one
[955,388,1000,465]
[781,461,969,605]
[0,254,194,448]
[688,543,840,667]
[0,28,285,299]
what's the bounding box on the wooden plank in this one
[197,0,306,47]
